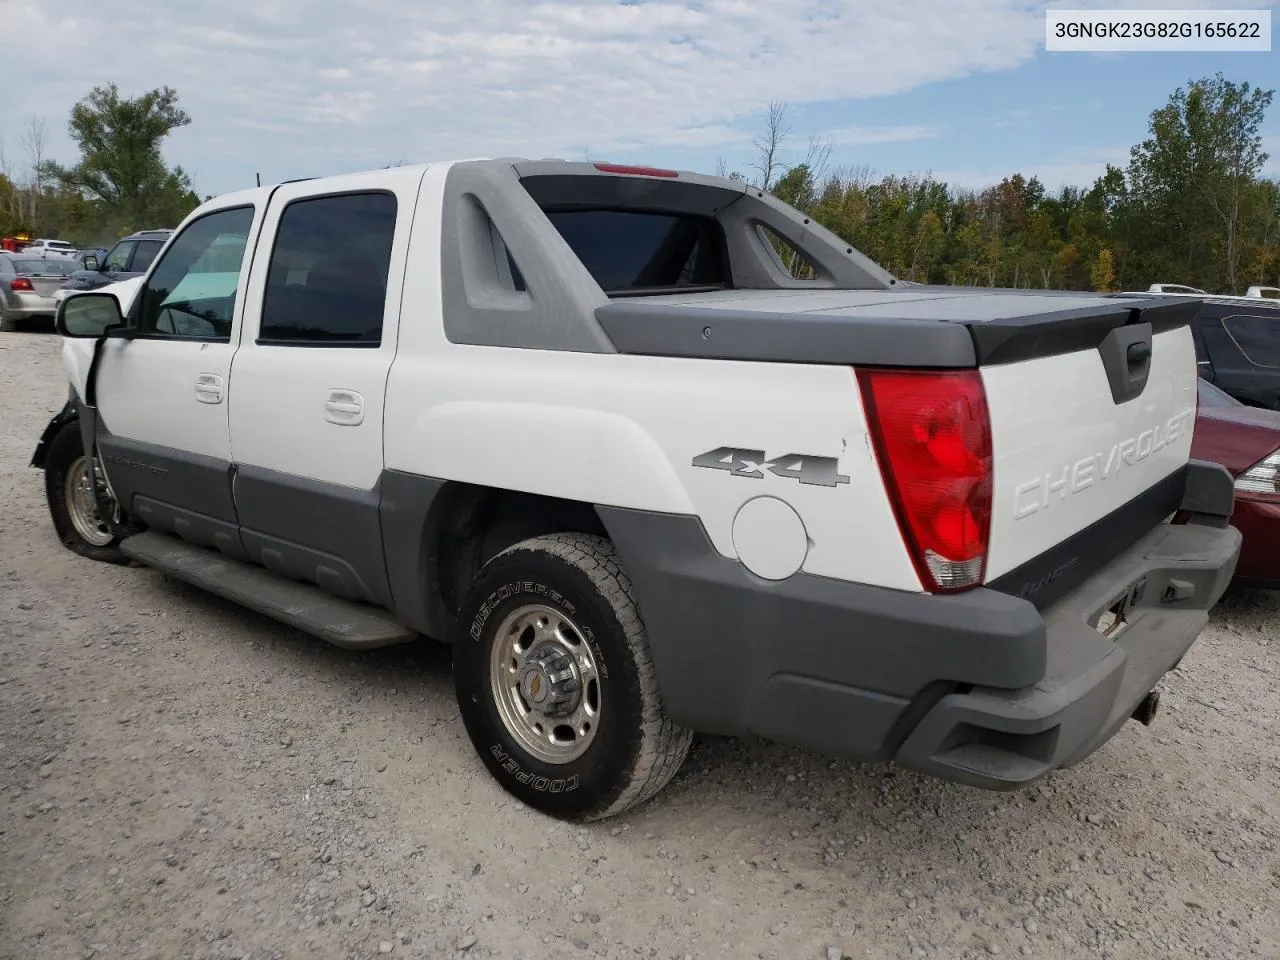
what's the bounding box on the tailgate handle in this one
[1098,321,1153,405]
[1127,341,1152,366]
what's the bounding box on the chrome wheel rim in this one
[488,603,601,764]
[65,455,116,547]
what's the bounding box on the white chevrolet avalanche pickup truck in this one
[32,158,1241,822]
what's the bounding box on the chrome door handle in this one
[195,373,224,404]
[325,389,364,426]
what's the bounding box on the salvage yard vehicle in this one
[1191,378,1280,589]
[0,253,81,331]
[31,159,1242,822]
[52,228,172,303]
[1125,289,1280,411]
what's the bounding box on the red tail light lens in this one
[856,368,994,593]
[10,277,33,291]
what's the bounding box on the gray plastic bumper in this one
[893,518,1240,788]
[598,460,1241,790]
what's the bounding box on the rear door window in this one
[1222,313,1280,368]
[130,239,165,273]
[544,209,726,294]
[258,191,398,345]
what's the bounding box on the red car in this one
[1193,378,1280,588]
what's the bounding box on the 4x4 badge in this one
[691,446,850,487]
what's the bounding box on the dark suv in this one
[56,229,172,295]
[1192,297,1280,410]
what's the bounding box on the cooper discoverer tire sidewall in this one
[453,534,689,821]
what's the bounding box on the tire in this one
[453,533,693,822]
[0,303,16,333]
[43,421,134,564]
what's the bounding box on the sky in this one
[1,0,1278,199]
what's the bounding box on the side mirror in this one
[56,292,126,338]
[82,254,100,271]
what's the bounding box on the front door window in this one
[134,207,255,341]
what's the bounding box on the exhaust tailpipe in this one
[1131,690,1160,726]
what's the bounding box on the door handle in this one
[325,389,364,426]
[195,373,224,404]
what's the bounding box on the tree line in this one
[2,73,1275,294]
[0,84,200,247]
[721,74,1277,294]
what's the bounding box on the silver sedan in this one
[0,254,81,331]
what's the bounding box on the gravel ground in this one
[2,328,1278,960]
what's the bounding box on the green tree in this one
[46,83,200,233]
[736,73,1275,295]
[1126,73,1273,291]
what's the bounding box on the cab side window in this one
[130,239,164,274]
[134,206,255,341]
[258,191,397,347]
[101,241,135,273]
[1223,313,1280,369]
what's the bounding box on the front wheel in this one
[43,421,134,564]
[453,533,693,821]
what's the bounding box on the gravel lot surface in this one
[2,329,1278,960]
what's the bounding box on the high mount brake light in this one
[1235,448,1280,501]
[856,367,994,593]
[592,163,680,178]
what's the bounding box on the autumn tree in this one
[1090,249,1117,291]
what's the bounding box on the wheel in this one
[0,303,15,333]
[43,421,134,564]
[453,533,693,821]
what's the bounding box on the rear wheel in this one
[453,533,693,821]
[0,303,16,333]
[44,421,134,564]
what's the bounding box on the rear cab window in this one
[7,258,78,276]
[542,209,728,295]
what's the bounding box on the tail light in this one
[856,368,994,593]
[1235,448,1280,501]
[10,277,33,291]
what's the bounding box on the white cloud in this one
[0,0,1272,195]
[825,125,942,146]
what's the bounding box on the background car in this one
[73,247,110,270]
[56,228,172,296]
[0,254,82,331]
[1123,289,1280,410]
[1184,296,1280,410]
[1192,377,1280,589]
[24,238,79,257]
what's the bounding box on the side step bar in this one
[119,532,418,650]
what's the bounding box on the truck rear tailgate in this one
[596,288,1203,602]
[980,324,1197,584]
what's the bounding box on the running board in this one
[119,532,418,650]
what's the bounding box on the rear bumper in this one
[3,293,57,318]
[895,518,1238,787]
[600,460,1241,791]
